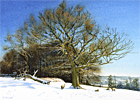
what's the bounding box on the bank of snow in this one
[0,77,140,100]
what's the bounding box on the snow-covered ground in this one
[0,77,140,100]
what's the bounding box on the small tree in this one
[125,79,130,89]
[113,76,117,88]
[108,75,113,88]
[117,81,124,89]
[4,30,33,73]
[132,78,139,90]
[128,76,132,89]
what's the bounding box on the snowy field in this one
[0,77,140,100]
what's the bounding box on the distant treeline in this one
[107,75,140,91]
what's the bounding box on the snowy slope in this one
[0,77,140,100]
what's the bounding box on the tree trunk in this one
[72,65,80,88]
[65,47,82,89]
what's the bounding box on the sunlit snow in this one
[0,77,140,100]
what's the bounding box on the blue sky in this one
[0,0,140,76]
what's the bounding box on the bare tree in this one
[4,28,34,73]
[32,1,133,88]
[4,1,133,88]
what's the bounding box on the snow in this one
[0,77,140,100]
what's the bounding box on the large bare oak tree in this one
[4,1,133,88]
[36,1,133,88]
